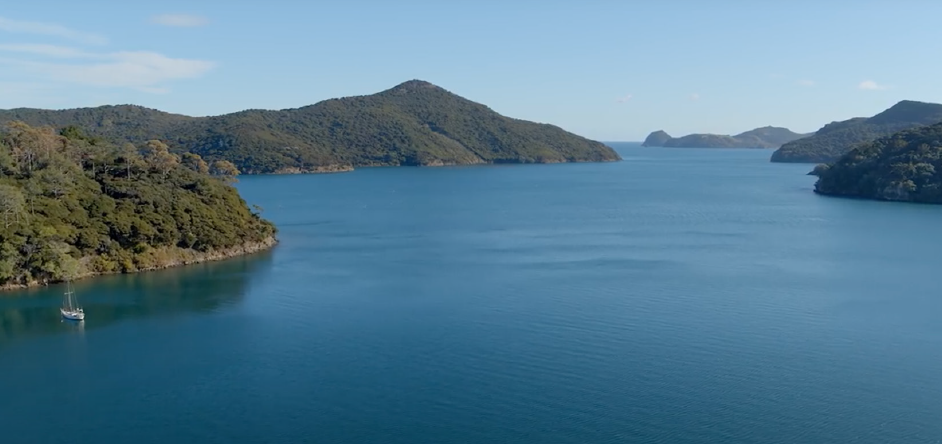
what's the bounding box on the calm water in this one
[2,144,942,443]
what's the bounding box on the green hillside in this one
[0,122,275,289]
[771,100,942,163]
[0,81,620,174]
[645,126,807,149]
[814,122,942,203]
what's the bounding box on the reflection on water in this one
[0,250,274,347]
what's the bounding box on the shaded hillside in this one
[771,100,942,163]
[734,126,809,147]
[0,81,620,174]
[641,130,671,147]
[814,122,942,204]
[0,122,275,289]
[655,126,807,148]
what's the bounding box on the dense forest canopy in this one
[814,122,942,203]
[771,100,942,163]
[0,80,620,174]
[0,122,275,288]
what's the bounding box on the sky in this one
[1,0,940,141]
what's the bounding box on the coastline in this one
[0,235,278,293]
[254,157,622,175]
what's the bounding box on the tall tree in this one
[211,160,240,183]
[0,141,14,176]
[0,183,25,228]
[182,152,210,174]
[142,140,180,177]
[120,143,143,180]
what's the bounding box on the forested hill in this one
[771,100,942,163]
[642,126,807,148]
[814,122,942,204]
[0,80,620,174]
[0,122,276,289]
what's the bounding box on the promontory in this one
[0,122,277,290]
[771,100,942,163]
[813,121,942,204]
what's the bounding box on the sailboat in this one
[60,280,85,321]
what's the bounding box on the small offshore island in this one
[0,123,276,291]
[642,126,808,149]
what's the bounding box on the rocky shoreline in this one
[0,235,278,293]
[272,165,355,174]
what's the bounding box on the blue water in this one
[2,143,942,443]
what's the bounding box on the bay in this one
[2,143,941,443]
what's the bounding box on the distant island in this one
[641,126,808,149]
[0,122,276,290]
[814,122,942,204]
[641,130,672,147]
[0,80,620,174]
[771,100,942,163]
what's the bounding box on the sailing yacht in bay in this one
[61,280,85,321]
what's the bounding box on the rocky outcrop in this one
[641,130,672,147]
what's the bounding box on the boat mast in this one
[64,281,75,311]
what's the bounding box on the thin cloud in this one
[0,44,215,93]
[615,94,633,103]
[689,93,700,101]
[151,14,208,27]
[859,80,889,90]
[798,79,816,87]
[0,43,93,58]
[0,16,106,45]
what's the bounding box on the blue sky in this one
[1,1,940,141]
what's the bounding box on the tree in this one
[142,140,179,177]
[211,160,240,183]
[0,142,14,176]
[182,153,210,174]
[0,183,25,228]
[3,121,39,174]
[120,143,143,180]
[35,163,74,199]
[0,242,19,282]
[23,177,42,215]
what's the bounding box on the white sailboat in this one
[60,280,85,321]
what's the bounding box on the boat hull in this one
[60,308,85,321]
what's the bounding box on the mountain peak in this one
[867,100,942,125]
[0,81,619,173]
[388,79,441,93]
